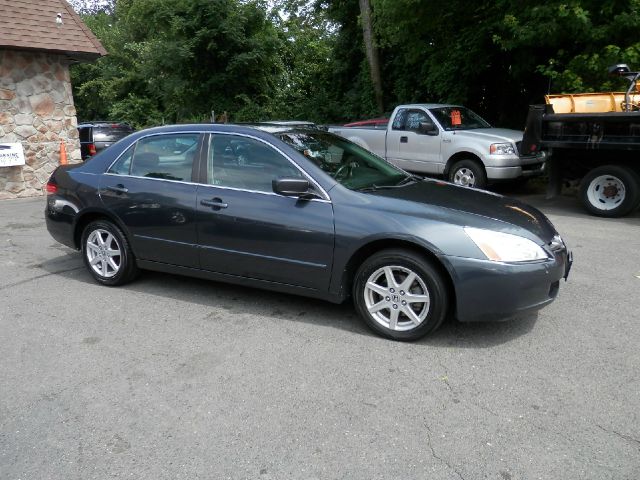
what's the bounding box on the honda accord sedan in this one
[45,124,571,341]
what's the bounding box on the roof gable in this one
[0,0,106,61]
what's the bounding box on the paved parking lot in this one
[1,193,639,480]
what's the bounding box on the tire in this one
[81,220,138,286]
[579,165,640,218]
[353,249,450,341]
[448,159,487,189]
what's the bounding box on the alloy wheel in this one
[363,265,430,331]
[86,228,122,278]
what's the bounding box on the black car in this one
[78,121,134,160]
[45,124,571,341]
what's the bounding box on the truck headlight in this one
[464,227,548,262]
[489,143,516,155]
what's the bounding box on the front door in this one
[196,133,335,291]
[99,132,203,268]
[386,108,442,174]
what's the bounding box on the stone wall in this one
[0,49,82,199]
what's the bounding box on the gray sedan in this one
[45,124,571,340]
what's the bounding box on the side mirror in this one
[272,177,318,199]
[418,121,438,136]
[609,63,630,76]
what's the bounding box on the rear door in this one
[386,108,442,173]
[195,133,335,290]
[99,132,203,268]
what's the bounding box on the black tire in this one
[448,158,488,189]
[579,165,640,218]
[81,220,138,286]
[353,249,450,341]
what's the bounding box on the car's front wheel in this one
[449,159,487,189]
[353,249,450,341]
[81,220,138,286]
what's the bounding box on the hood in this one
[366,179,557,243]
[450,128,523,144]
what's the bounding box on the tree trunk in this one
[359,0,384,114]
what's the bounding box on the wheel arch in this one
[340,238,457,314]
[444,151,484,176]
[73,209,130,250]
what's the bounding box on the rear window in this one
[93,125,134,142]
[78,127,92,143]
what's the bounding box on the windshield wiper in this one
[357,175,422,192]
[395,174,422,186]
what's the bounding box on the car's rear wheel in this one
[81,220,138,286]
[353,249,450,341]
[449,158,487,189]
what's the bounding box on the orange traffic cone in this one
[59,140,68,165]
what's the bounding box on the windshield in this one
[428,106,491,131]
[275,129,409,190]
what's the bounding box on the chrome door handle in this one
[106,185,128,194]
[200,198,228,209]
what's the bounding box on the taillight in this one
[89,143,97,155]
[45,180,58,194]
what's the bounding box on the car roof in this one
[79,122,340,194]
[398,103,462,109]
[78,121,133,128]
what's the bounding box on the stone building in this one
[0,0,106,199]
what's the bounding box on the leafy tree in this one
[72,0,283,127]
[71,0,640,129]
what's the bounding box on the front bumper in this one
[485,153,546,180]
[445,245,571,323]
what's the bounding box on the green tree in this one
[72,0,283,127]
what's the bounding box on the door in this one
[386,108,442,173]
[196,133,335,291]
[99,133,203,268]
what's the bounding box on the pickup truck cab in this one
[329,104,544,189]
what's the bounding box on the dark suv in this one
[78,122,134,160]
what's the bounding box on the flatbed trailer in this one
[520,65,640,218]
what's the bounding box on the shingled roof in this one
[0,0,106,61]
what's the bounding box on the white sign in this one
[0,143,26,167]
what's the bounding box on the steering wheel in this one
[334,161,357,181]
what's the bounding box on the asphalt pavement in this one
[1,192,639,480]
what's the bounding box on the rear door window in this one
[130,134,201,182]
[107,145,135,175]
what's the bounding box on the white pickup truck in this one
[328,104,544,189]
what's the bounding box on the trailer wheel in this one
[579,165,640,217]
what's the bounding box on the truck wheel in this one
[579,165,640,217]
[449,159,487,189]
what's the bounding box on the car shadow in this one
[39,254,538,349]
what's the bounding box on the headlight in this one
[464,227,548,262]
[489,143,516,155]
